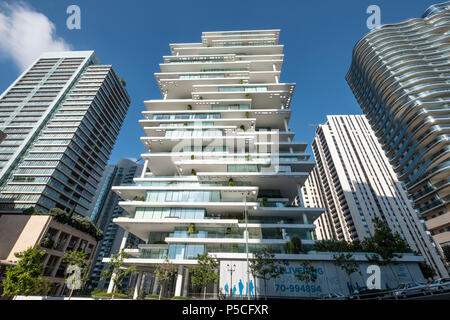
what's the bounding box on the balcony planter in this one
[240,125,245,132]
[228,178,235,186]
[187,104,192,110]
[188,223,196,235]
[191,155,195,160]
[191,169,196,176]
[261,197,268,207]
[245,93,250,99]
[245,111,249,118]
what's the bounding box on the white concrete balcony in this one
[141,108,292,129]
[171,44,284,56]
[117,200,260,216]
[144,99,252,111]
[112,184,258,202]
[202,31,280,47]
[191,84,295,109]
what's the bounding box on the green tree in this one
[190,253,220,300]
[294,261,318,297]
[249,248,284,299]
[63,250,90,299]
[154,258,176,300]
[101,249,136,299]
[419,262,436,280]
[2,247,47,297]
[332,252,361,293]
[362,217,412,265]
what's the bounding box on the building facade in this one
[0,213,98,296]
[346,2,450,259]
[0,51,131,217]
[106,29,327,298]
[88,158,144,291]
[307,115,448,277]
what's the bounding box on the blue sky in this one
[0,0,435,164]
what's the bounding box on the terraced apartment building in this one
[107,29,325,298]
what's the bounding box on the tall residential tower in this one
[0,51,131,216]
[346,2,450,258]
[307,115,448,277]
[107,30,324,298]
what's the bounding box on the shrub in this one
[146,294,159,299]
[172,296,188,300]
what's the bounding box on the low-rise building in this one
[0,213,99,295]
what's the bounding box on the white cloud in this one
[0,2,71,70]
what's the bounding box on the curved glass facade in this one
[346,3,450,269]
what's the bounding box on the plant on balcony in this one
[228,178,234,186]
[183,122,188,126]
[188,223,196,235]
[232,243,238,253]
[239,125,245,131]
[187,104,192,110]
[260,197,268,207]
[101,249,136,300]
[46,208,103,241]
[40,237,56,250]
[153,240,168,244]
[239,79,244,84]
[246,154,251,161]
[245,111,249,118]
[245,93,250,99]
[226,227,233,236]
[190,253,220,300]
[191,154,195,160]
[198,96,203,100]
[133,196,145,201]
[191,169,196,176]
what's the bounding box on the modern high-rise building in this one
[0,51,131,216]
[346,2,450,259]
[88,158,144,291]
[106,29,326,298]
[307,115,448,277]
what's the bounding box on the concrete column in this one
[133,271,143,300]
[213,280,218,299]
[174,265,184,297]
[141,161,148,178]
[107,231,129,293]
[303,213,308,224]
[152,277,159,295]
[182,268,189,297]
[283,119,289,132]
